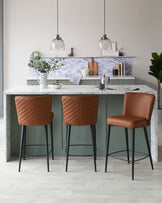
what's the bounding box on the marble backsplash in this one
[28,57,133,78]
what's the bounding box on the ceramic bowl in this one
[48,83,62,90]
[81,69,90,78]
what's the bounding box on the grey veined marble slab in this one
[28,57,133,78]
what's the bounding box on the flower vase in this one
[39,72,47,89]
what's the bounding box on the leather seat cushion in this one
[107,115,148,129]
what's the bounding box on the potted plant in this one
[28,51,64,89]
[148,52,162,121]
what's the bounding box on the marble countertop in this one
[27,75,135,80]
[4,85,156,95]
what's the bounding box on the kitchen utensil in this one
[95,83,105,90]
[131,88,140,91]
[101,75,110,89]
[88,57,98,75]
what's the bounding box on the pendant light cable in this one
[104,0,105,35]
[57,0,59,36]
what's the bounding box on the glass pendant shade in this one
[51,34,65,50]
[99,34,112,50]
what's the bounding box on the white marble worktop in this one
[27,75,135,80]
[4,85,156,95]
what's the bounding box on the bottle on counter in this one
[121,62,125,76]
[116,63,126,76]
[113,68,118,76]
[70,48,74,56]
[118,64,121,76]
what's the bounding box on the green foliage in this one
[148,52,162,83]
[28,51,64,73]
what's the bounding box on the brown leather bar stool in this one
[105,92,155,180]
[62,96,99,172]
[15,96,54,172]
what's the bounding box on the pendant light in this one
[99,0,112,50]
[51,0,65,50]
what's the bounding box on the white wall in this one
[3,0,162,90]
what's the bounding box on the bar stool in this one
[15,96,54,172]
[62,96,99,172]
[105,92,155,180]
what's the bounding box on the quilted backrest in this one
[15,96,52,126]
[62,96,99,126]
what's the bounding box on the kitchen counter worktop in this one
[27,76,135,86]
[3,85,158,162]
[4,84,155,95]
[27,75,135,81]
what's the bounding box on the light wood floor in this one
[0,118,162,203]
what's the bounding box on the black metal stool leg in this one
[105,125,111,172]
[125,128,130,163]
[90,125,97,160]
[23,126,26,160]
[66,125,68,153]
[18,125,26,172]
[50,122,54,160]
[45,125,49,172]
[66,125,71,172]
[143,127,154,170]
[91,125,97,172]
[94,125,97,160]
[132,129,135,180]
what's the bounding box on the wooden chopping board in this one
[88,57,98,75]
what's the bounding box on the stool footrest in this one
[69,154,93,157]
[70,144,92,147]
[134,155,149,162]
[108,149,149,162]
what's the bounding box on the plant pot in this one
[157,108,162,122]
[39,72,47,89]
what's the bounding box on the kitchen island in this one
[3,85,158,162]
